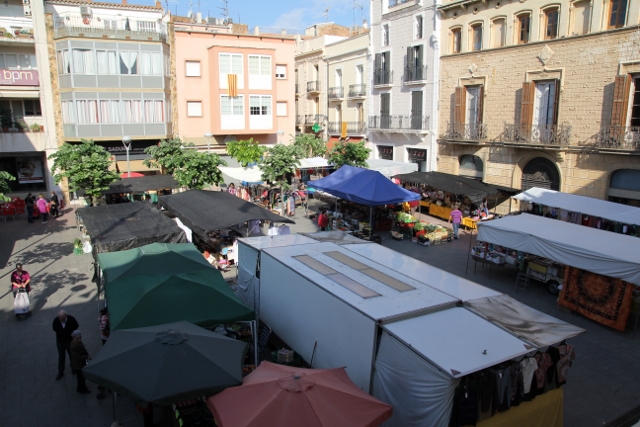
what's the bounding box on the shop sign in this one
[100,140,156,156]
[408,149,426,160]
[17,158,44,183]
[0,69,39,86]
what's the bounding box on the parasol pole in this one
[309,340,318,368]
[465,226,475,274]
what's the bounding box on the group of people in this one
[25,191,60,224]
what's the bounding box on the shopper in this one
[50,191,60,218]
[52,310,79,380]
[36,194,48,224]
[318,208,329,231]
[449,205,463,240]
[10,263,31,298]
[98,307,110,345]
[69,330,91,394]
[25,193,34,223]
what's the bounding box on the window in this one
[572,1,590,35]
[96,50,118,74]
[534,81,558,125]
[544,8,559,40]
[275,65,286,79]
[380,93,390,129]
[451,28,461,53]
[219,53,243,75]
[491,18,506,47]
[517,14,530,44]
[72,49,95,74]
[471,24,483,51]
[122,100,143,122]
[185,61,201,77]
[415,15,423,39]
[137,21,157,33]
[608,0,627,28]
[139,52,162,75]
[374,52,391,85]
[466,86,482,126]
[75,100,98,124]
[23,100,41,116]
[221,95,244,115]
[628,77,640,126]
[61,101,75,123]
[406,45,424,81]
[250,95,271,116]
[144,100,164,122]
[249,55,271,76]
[187,101,202,117]
[57,50,70,74]
[276,101,287,116]
[453,85,485,139]
[382,24,390,46]
[98,100,120,123]
[119,51,138,75]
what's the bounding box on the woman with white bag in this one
[11,263,31,317]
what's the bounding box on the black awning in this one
[103,175,179,194]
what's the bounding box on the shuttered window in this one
[611,75,631,126]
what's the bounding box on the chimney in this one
[122,0,127,4]
[155,1,161,7]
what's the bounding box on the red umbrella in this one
[120,172,145,178]
[206,362,392,427]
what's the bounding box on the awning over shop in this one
[219,166,264,183]
[298,157,329,169]
[159,189,294,237]
[367,159,418,177]
[477,213,640,286]
[513,187,640,226]
[103,174,178,194]
[0,90,39,98]
[115,159,158,173]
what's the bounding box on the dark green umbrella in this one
[83,321,248,406]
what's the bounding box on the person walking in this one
[318,208,329,231]
[25,193,34,223]
[52,310,79,380]
[449,205,463,240]
[36,194,48,224]
[69,330,91,394]
[10,263,31,298]
[50,191,60,218]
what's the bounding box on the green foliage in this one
[143,137,189,174]
[48,139,119,203]
[0,170,16,202]
[172,150,227,189]
[328,139,371,168]
[226,138,264,167]
[259,144,301,190]
[292,133,326,158]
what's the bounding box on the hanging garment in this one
[545,346,561,392]
[534,352,553,391]
[493,367,511,412]
[509,361,524,407]
[559,209,568,222]
[476,370,498,420]
[450,377,478,427]
[556,344,576,386]
[520,357,538,394]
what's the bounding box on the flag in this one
[228,74,238,97]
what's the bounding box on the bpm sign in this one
[0,69,39,86]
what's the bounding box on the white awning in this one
[0,90,39,98]
[367,159,418,177]
[513,187,640,225]
[298,157,329,169]
[218,166,263,183]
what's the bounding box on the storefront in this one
[377,145,394,160]
[407,148,427,172]
[98,140,160,175]
[0,151,47,193]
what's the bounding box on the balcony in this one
[389,0,414,6]
[441,123,488,143]
[304,114,320,125]
[593,126,640,151]
[296,115,304,125]
[62,122,172,140]
[404,65,427,83]
[327,121,366,134]
[306,81,320,93]
[328,86,344,101]
[348,84,366,98]
[373,70,392,86]
[53,13,167,42]
[368,115,429,132]
[0,19,35,44]
[496,124,571,147]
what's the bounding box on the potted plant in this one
[15,119,28,132]
[0,27,6,37]
[73,238,83,255]
[30,123,40,132]
[0,109,13,132]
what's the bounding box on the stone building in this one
[437,0,640,208]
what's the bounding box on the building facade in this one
[324,33,369,148]
[437,0,640,206]
[44,0,172,179]
[369,0,440,171]
[173,22,296,150]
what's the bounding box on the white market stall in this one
[366,158,418,177]
[239,236,584,427]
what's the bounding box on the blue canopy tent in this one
[309,165,420,230]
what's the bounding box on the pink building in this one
[173,22,296,152]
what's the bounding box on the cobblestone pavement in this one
[0,199,638,427]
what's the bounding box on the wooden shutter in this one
[406,46,412,69]
[477,85,484,124]
[383,52,390,71]
[611,74,631,126]
[552,79,561,125]
[381,93,390,116]
[374,53,381,72]
[454,86,466,125]
[412,91,423,116]
[520,81,536,127]
[417,45,424,66]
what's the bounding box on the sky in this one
[129,0,370,34]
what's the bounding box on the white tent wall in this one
[236,242,260,313]
[259,253,378,390]
[366,159,419,177]
[373,331,459,427]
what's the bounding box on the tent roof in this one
[366,158,418,177]
[393,171,519,203]
[77,203,186,253]
[477,213,640,286]
[301,230,371,245]
[239,234,318,250]
[103,174,178,194]
[309,165,420,206]
[513,187,640,225]
[158,189,294,237]
[298,157,329,169]
[219,166,264,184]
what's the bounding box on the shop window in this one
[608,0,627,29]
[521,157,560,191]
[378,145,393,160]
[517,14,530,44]
[609,169,640,206]
[491,18,506,48]
[572,1,590,35]
[471,24,483,51]
[544,8,559,40]
[451,27,462,54]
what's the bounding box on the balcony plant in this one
[0,28,6,37]
[3,32,13,39]
[0,109,13,132]
[15,119,29,132]
[30,123,41,132]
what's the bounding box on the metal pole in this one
[204,132,213,154]
[122,136,132,178]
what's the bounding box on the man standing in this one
[449,205,463,240]
[10,263,31,297]
[25,193,34,223]
[52,310,79,380]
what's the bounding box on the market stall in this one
[76,202,186,256]
[103,174,178,196]
[366,158,418,177]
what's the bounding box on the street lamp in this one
[122,136,132,177]
[204,132,213,153]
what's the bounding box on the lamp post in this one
[204,132,213,153]
[122,136,132,177]
[276,129,284,145]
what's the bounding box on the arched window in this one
[608,169,640,206]
[459,155,483,178]
[521,157,560,190]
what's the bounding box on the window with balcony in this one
[221,95,245,130]
[405,45,425,82]
[544,8,559,40]
[276,65,286,79]
[99,100,120,123]
[517,14,530,44]
[187,101,202,117]
[382,24,390,46]
[139,52,163,75]
[491,18,506,48]
[415,15,423,39]
[61,100,75,123]
[608,0,627,28]
[72,49,96,74]
[122,100,144,122]
[471,24,483,51]
[185,61,201,77]
[572,1,590,35]
[380,92,390,129]
[374,52,391,85]
[219,53,243,89]
[451,27,461,54]
[519,80,566,145]
[249,55,272,89]
[452,85,486,140]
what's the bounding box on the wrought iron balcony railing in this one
[296,115,304,125]
[306,81,320,93]
[442,123,488,142]
[404,65,427,82]
[368,115,429,131]
[348,84,366,98]
[498,123,571,146]
[373,70,392,86]
[328,87,344,100]
[305,114,320,125]
[53,13,167,41]
[594,126,640,151]
[327,121,366,134]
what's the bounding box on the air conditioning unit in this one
[80,5,92,16]
[206,17,218,25]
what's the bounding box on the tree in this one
[292,133,326,158]
[0,171,16,202]
[172,150,227,189]
[259,144,301,190]
[226,138,264,167]
[143,137,189,174]
[48,139,119,205]
[328,139,371,168]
